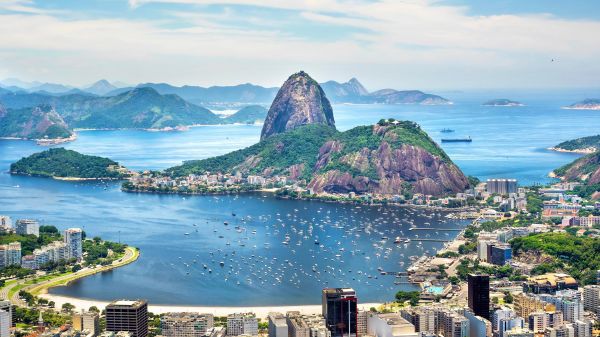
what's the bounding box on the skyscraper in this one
[322,288,358,337]
[0,301,11,337]
[105,300,148,337]
[64,228,83,261]
[468,274,490,320]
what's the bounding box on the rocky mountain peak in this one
[347,78,369,96]
[260,71,335,140]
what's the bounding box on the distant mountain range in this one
[1,77,450,105]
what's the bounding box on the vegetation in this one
[511,232,600,285]
[11,148,126,179]
[83,238,127,266]
[395,290,420,306]
[554,135,600,152]
[14,307,69,327]
[0,105,72,139]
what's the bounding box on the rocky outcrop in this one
[308,138,469,196]
[260,71,335,140]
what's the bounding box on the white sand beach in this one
[40,294,381,319]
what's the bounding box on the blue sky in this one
[1,0,599,90]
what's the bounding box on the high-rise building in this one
[468,274,490,320]
[582,285,600,315]
[433,308,469,337]
[267,312,288,337]
[105,300,148,337]
[573,320,592,337]
[366,312,418,337]
[322,288,358,337]
[486,179,517,195]
[64,228,83,261]
[401,308,435,334]
[161,313,214,337]
[539,290,583,323]
[15,219,39,237]
[356,311,367,337]
[226,313,257,337]
[489,244,512,266]
[286,311,310,337]
[0,242,21,268]
[514,294,556,319]
[0,301,11,337]
[0,216,12,233]
[73,310,100,336]
[544,324,574,337]
[528,311,563,333]
[462,309,492,337]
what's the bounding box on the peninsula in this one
[550,135,600,154]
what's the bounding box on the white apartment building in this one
[0,242,21,268]
[161,312,214,337]
[582,285,600,315]
[0,301,11,337]
[267,312,288,337]
[227,313,258,337]
[15,219,39,236]
[65,228,84,261]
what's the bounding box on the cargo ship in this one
[441,137,472,143]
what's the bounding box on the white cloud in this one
[0,0,599,89]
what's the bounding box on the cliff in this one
[553,152,600,199]
[260,71,335,140]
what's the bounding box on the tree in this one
[395,291,420,306]
[62,303,75,313]
[504,292,513,304]
[89,306,100,313]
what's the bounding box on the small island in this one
[10,148,131,180]
[223,105,268,124]
[549,135,600,154]
[563,98,600,110]
[482,99,524,107]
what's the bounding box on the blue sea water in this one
[0,89,598,305]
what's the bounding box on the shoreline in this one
[38,294,381,318]
[547,146,597,154]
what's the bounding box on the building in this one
[523,274,578,295]
[468,274,490,320]
[226,313,258,337]
[105,300,148,337]
[514,294,556,319]
[433,309,469,337]
[486,179,517,195]
[286,311,310,337]
[161,313,214,337]
[489,244,512,266]
[582,285,600,315]
[0,216,12,233]
[573,320,592,337]
[0,242,21,268]
[504,328,533,337]
[544,325,574,337]
[462,309,492,337]
[357,311,367,337]
[366,312,418,337]
[400,308,435,334]
[15,219,39,236]
[73,310,100,336]
[64,228,83,261]
[0,301,11,337]
[322,288,358,337]
[539,290,583,323]
[527,311,563,333]
[268,313,288,337]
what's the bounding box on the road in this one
[1,246,138,307]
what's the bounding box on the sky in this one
[1,0,600,90]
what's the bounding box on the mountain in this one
[168,120,468,196]
[83,80,118,96]
[482,99,524,106]
[551,135,600,154]
[0,87,222,129]
[563,98,600,110]
[10,148,126,179]
[553,152,600,199]
[320,78,450,105]
[367,89,450,105]
[0,104,73,139]
[223,105,268,124]
[320,78,369,103]
[107,83,279,105]
[0,78,41,89]
[28,82,74,94]
[58,87,222,129]
[260,71,335,140]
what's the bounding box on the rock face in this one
[555,152,600,184]
[260,71,335,140]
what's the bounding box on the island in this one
[563,98,600,110]
[549,135,600,154]
[123,71,469,199]
[10,148,131,180]
[482,99,524,106]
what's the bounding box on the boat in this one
[441,128,455,133]
[441,137,472,142]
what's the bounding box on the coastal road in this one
[1,246,138,307]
